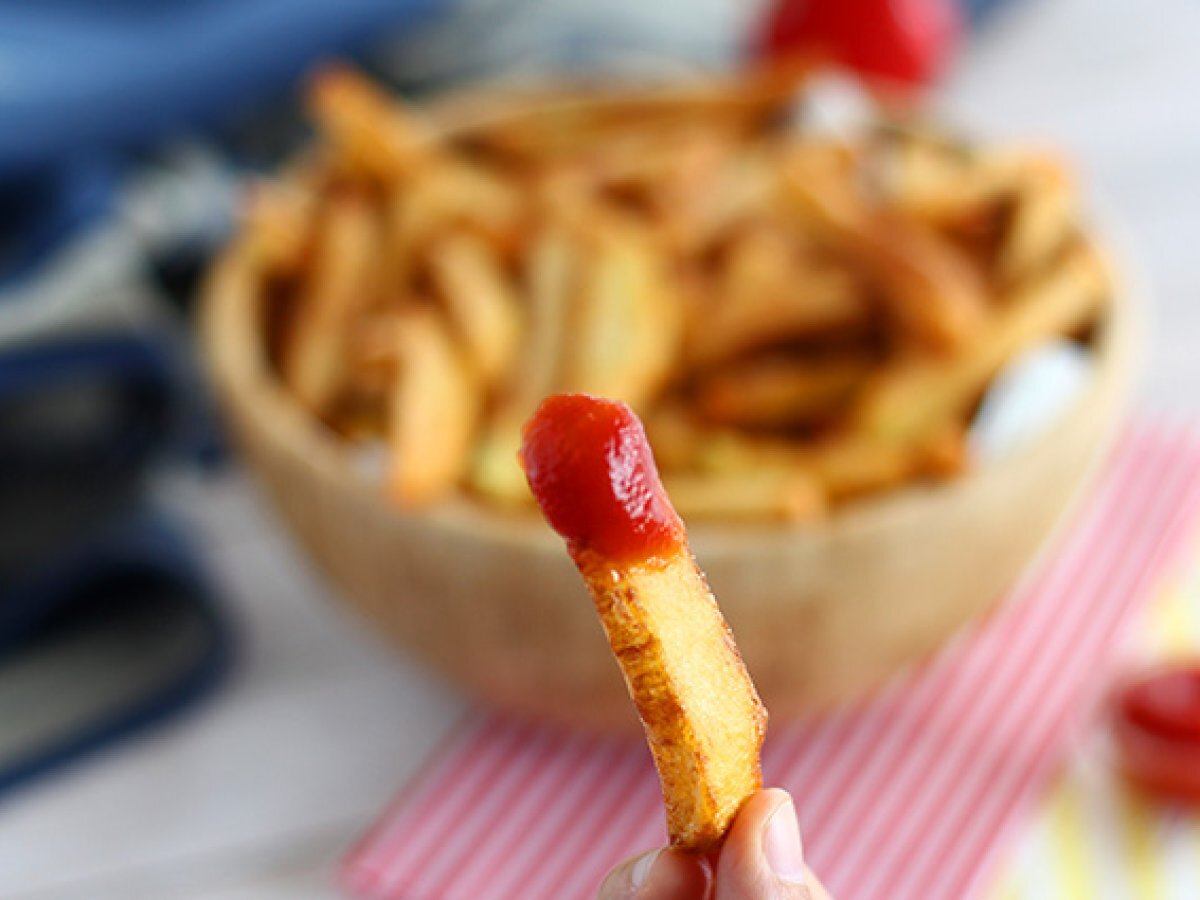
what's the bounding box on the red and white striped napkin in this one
[344,420,1200,900]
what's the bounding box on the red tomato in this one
[756,0,961,88]
[1113,665,1200,804]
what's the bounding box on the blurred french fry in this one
[783,147,990,351]
[695,355,870,427]
[280,194,382,412]
[387,308,479,506]
[854,241,1107,443]
[560,220,682,408]
[307,65,432,181]
[662,149,779,254]
[241,181,316,276]
[340,309,402,402]
[686,226,869,366]
[996,156,1076,285]
[783,424,967,501]
[470,226,576,504]
[428,232,522,384]
[874,139,1022,225]
[453,61,811,166]
[387,160,523,274]
[664,468,826,521]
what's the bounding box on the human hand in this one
[598,789,832,899]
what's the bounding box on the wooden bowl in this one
[200,98,1137,733]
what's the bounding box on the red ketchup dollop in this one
[1112,663,1200,804]
[519,393,685,565]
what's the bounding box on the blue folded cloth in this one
[0,332,233,796]
[0,511,234,797]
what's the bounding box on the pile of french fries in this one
[241,64,1111,521]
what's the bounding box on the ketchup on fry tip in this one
[519,393,685,565]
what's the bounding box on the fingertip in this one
[598,847,711,900]
[717,788,812,898]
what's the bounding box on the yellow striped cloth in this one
[991,541,1200,899]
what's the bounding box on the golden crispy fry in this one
[664,468,826,521]
[788,431,959,501]
[387,309,479,506]
[469,227,576,504]
[307,65,432,180]
[577,549,767,850]
[448,60,812,166]
[648,411,963,503]
[560,220,682,408]
[783,146,990,351]
[428,231,522,384]
[996,156,1076,285]
[240,180,315,276]
[695,355,871,428]
[387,159,523,275]
[520,394,766,850]
[661,148,779,254]
[685,225,868,367]
[873,137,1022,225]
[280,194,382,412]
[854,241,1107,443]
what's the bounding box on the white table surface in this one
[4,0,1200,896]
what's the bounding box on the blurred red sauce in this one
[1113,664,1200,804]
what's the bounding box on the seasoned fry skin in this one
[520,394,766,851]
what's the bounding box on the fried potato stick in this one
[664,468,826,522]
[854,241,1107,443]
[560,220,682,409]
[695,355,871,428]
[520,393,766,851]
[783,146,989,351]
[280,194,381,412]
[307,65,432,181]
[469,226,575,504]
[428,231,522,384]
[387,308,479,506]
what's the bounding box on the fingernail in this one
[630,849,661,890]
[763,796,806,884]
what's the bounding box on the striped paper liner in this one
[344,420,1200,900]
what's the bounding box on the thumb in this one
[715,789,832,900]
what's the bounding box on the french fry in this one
[783,146,990,351]
[664,468,826,521]
[873,137,1022,225]
[387,160,523,267]
[387,309,479,506]
[307,65,432,181]
[560,219,682,409]
[853,241,1107,443]
[240,180,316,276]
[451,60,812,167]
[280,193,382,412]
[469,226,576,504]
[520,394,766,850]
[685,225,869,367]
[695,354,871,428]
[661,148,779,254]
[996,156,1076,285]
[428,231,522,384]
